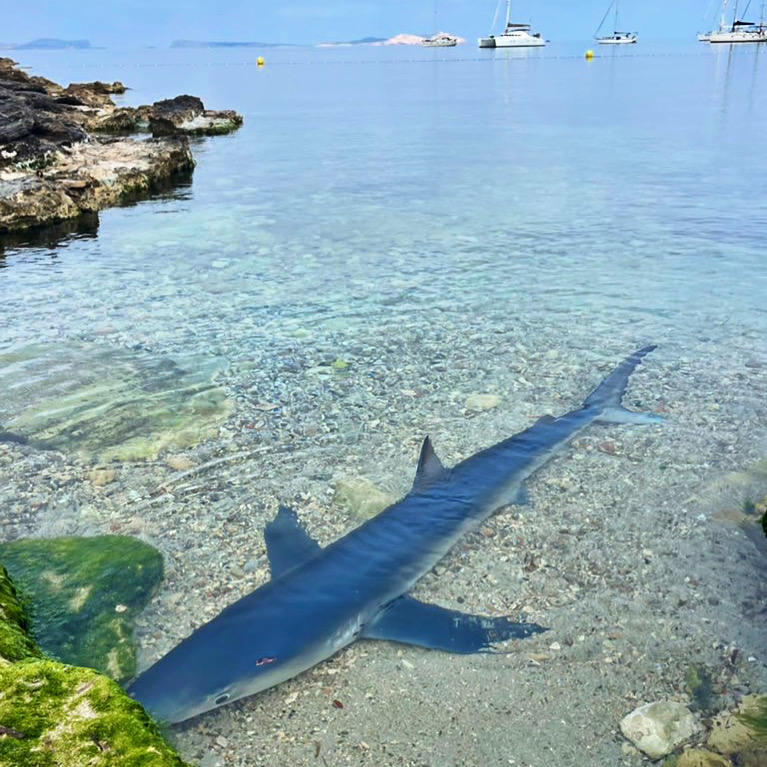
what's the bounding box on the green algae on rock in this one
[0,343,232,461]
[0,566,42,662]
[0,536,163,683]
[0,659,191,767]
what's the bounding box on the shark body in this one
[127,345,662,723]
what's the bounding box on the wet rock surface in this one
[0,565,42,662]
[149,94,244,137]
[0,57,242,233]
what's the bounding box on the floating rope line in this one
[17,46,765,71]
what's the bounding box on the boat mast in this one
[731,0,739,28]
[720,0,730,30]
[614,0,620,32]
[594,0,616,38]
[505,0,511,29]
[489,0,503,34]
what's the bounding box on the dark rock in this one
[151,93,204,120]
[0,58,238,232]
[148,94,243,136]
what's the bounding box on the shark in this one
[127,345,662,723]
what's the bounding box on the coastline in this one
[0,58,242,235]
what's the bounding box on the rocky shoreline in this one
[0,58,242,234]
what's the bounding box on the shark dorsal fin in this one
[412,436,447,493]
[264,505,322,579]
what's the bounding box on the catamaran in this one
[701,0,767,43]
[594,0,637,44]
[478,0,546,48]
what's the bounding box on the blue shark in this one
[127,345,662,723]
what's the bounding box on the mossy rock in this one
[0,659,191,767]
[0,537,163,683]
[737,694,767,741]
[0,566,42,662]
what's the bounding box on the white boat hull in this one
[597,35,637,44]
[493,31,546,47]
[422,40,458,47]
[708,29,767,42]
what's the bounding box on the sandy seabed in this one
[2,321,766,767]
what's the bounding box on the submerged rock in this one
[333,476,396,518]
[676,750,731,767]
[620,701,698,759]
[708,695,767,759]
[464,393,502,412]
[0,536,163,683]
[0,343,232,461]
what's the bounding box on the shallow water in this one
[1,42,766,767]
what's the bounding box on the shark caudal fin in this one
[582,345,664,425]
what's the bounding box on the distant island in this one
[317,37,387,47]
[10,39,95,50]
[171,39,296,48]
[320,33,464,47]
[0,35,464,51]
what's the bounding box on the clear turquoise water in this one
[2,42,766,363]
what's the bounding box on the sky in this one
[1,0,739,48]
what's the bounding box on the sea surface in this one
[1,41,767,767]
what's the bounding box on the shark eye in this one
[214,693,230,705]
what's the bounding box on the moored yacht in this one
[478,0,546,48]
[594,0,637,44]
[701,0,767,43]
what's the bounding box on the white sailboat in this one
[478,0,546,48]
[594,0,637,44]
[702,0,767,43]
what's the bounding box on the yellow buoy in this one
[257,57,265,67]
[585,50,594,59]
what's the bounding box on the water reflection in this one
[0,214,99,260]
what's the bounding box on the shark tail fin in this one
[582,345,664,425]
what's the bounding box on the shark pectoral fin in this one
[264,505,322,578]
[411,436,449,493]
[596,406,665,425]
[361,595,547,654]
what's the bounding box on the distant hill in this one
[170,39,295,49]
[14,39,93,50]
[318,36,387,46]
[320,33,463,47]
